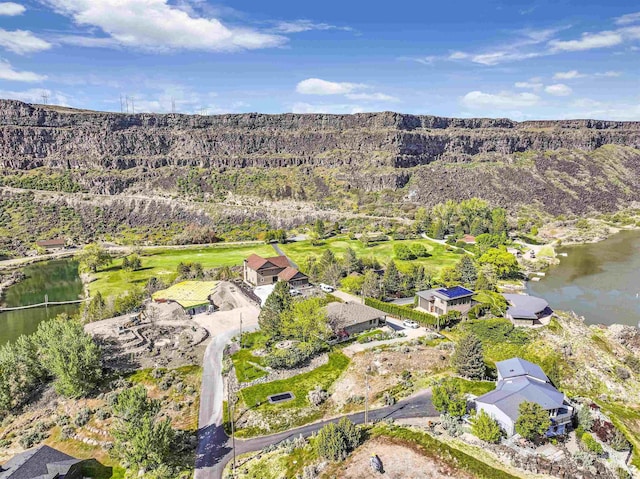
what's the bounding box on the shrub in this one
[410,243,429,258]
[616,467,632,479]
[581,432,604,455]
[625,354,640,374]
[615,366,630,381]
[338,417,362,450]
[467,304,489,321]
[73,408,92,427]
[95,408,111,420]
[60,425,75,440]
[472,410,502,443]
[592,418,615,442]
[56,414,70,426]
[577,406,594,431]
[609,429,631,452]
[19,430,47,449]
[264,341,326,370]
[308,386,329,407]
[440,413,463,437]
[432,380,466,417]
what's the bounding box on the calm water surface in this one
[0,259,82,344]
[528,229,640,326]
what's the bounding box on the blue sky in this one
[0,0,638,119]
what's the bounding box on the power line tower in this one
[171,98,176,114]
[41,92,49,105]
[120,94,124,113]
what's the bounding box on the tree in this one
[85,291,107,322]
[413,206,431,233]
[455,255,478,287]
[432,380,467,417]
[361,269,381,299]
[258,281,292,338]
[112,386,174,473]
[322,262,343,288]
[478,248,519,279]
[34,315,102,397]
[77,243,112,273]
[382,260,402,296]
[314,219,325,239]
[429,219,446,240]
[122,254,142,271]
[315,418,361,461]
[472,410,502,443]
[283,298,331,342]
[393,243,415,260]
[515,401,550,441]
[451,334,485,379]
[315,422,349,461]
[410,243,428,258]
[341,274,364,294]
[491,208,508,235]
[343,247,362,274]
[0,335,45,412]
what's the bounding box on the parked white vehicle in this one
[319,283,334,293]
[402,319,419,329]
[289,288,301,296]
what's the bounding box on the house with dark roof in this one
[416,286,475,317]
[475,358,573,437]
[503,293,553,326]
[0,445,84,479]
[325,301,386,338]
[243,254,309,288]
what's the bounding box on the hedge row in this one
[364,297,439,326]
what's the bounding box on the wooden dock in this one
[0,298,88,312]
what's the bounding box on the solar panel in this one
[436,286,473,299]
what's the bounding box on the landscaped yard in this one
[89,243,275,299]
[280,235,462,273]
[232,349,268,383]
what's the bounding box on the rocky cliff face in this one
[1,100,639,170]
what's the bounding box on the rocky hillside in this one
[1,100,640,222]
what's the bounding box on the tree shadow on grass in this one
[82,459,113,479]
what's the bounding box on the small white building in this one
[475,358,573,437]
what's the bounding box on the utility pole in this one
[226,379,236,476]
[239,312,243,349]
[364,366,370,425]
[120,94,124,113]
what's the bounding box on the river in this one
[528,229,640,327]
[0,259,83,345]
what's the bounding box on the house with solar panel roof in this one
[415,286,475,317]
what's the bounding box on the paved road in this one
[196,389,436,479]
[270,243,299,269]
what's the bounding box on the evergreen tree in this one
[472,410,502,443]
[515,401,550,441]
[343,247,362,274]
[85,291,107,321]
[258,281,292,338]
[314,219,325,239]
[361,269,381,299]
[77,243,112,273]
[382,260,402,296]
[315,422,349,461]
[491,208,508,235]
[455,255,478,287]
[451,333,485,379]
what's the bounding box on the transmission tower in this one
[41,92,49,105]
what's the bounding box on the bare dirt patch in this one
[323,437,475,479]
[329,344,449,409]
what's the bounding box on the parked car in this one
[320,283,334,293]
[402,319,419,329]
[289,288,301,296]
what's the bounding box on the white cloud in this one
[615,12,640,25]
[271,20,352,34]
[567,99,640,120]
[549,31,622,51]
[448,51,468,60]
[461,90,540,110]
[40,0,286,52]
[291,102,367,114]
[345,92,398,102]
[296,78,366,95]
[0,59,46,81]
[55,35,118,48]
[0,88,69,105]
[515,81,543,90]
[0,2,25,15]
[545,83,573,96]
[595,71,622,77]
[553,70,584,80]
[0,29,52,54]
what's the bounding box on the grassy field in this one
[232,349,268,383]
[280,235,462,272]
[90,244,275,298]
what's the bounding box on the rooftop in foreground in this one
[152,280,218,308]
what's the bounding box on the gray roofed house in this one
[0,446,84,479]
[475,357,573,437]
[503,293,552,326]
[325,301,386,338]
[415,286,475,317]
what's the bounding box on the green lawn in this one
[280,235,462,273]
[89,244,275,298]
[232,349,268,383]
[240,352,350,410]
